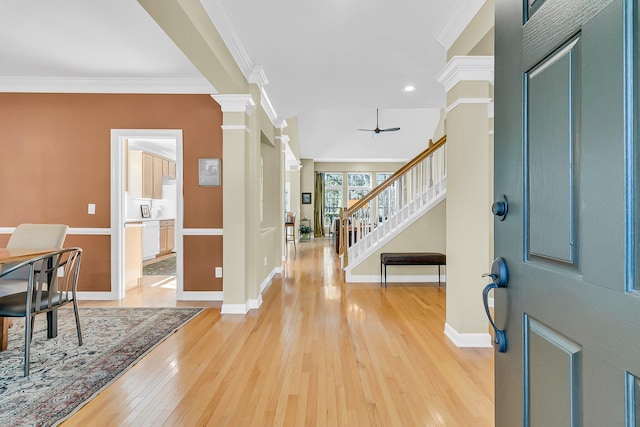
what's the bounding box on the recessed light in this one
[403,85,416,93]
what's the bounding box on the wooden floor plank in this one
[62,237,494,426]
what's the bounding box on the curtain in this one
[314,173,325,237]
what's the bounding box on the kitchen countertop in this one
[125,218,175,223]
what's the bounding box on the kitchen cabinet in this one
[124,223,143,288]
[129,150,163,199]
[162,158,176,179]
[159,219,175,255]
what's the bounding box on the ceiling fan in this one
[358,108,400,137]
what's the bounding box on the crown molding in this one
[200,0,252,77]
[248,66,269,88]
[211,94,256,114]
[259,87,278,125]
[436,56,494,92]
[436,0,487,49]
[0,77,217,94]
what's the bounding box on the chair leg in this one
[73,299,83,346]
[24,316,31,376]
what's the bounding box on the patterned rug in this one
[143,255,176,276]
[0,306,203,427]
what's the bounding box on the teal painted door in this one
[494,0,640,424]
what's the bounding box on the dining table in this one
[0,248,59,351]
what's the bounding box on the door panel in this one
[526,37,580,264]
[495,0,640,425]
[525,315,582,427]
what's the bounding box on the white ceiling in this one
[0,0,459,162]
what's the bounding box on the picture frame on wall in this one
[199,158,221,186]
[140,204,151,218]
[302,192,312,204]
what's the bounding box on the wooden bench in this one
[380,252,446,288]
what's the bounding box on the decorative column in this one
[436,55,494,347]
[211,94,256,314]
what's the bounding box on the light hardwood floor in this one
[64,238,494,426]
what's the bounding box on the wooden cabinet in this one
[162,158,176,179]
[159,219,175,255]
[128,150,172,199]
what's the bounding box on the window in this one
[323,173,343,227]
[347,173,372,204]
[376,173,393,221]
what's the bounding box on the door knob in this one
[482,257,509,353]
[492,194,508,221]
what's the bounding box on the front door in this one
[494,0,640,425]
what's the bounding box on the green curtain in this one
[314,173,325,237]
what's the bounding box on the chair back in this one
[0,248,83,315]
[3,224,68,280]
[286,212,296,224]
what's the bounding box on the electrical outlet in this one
[264,257,267,266]
[215,267,222,278]
[88,203,96,215]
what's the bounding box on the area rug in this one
[143,255,176,276]
[0,306,203,427]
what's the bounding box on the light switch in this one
[215,267,222,278]
[88,203,96,215]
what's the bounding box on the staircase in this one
[339,135,447,270]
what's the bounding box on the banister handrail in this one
[339,134,447,267]
[345,135,446,215]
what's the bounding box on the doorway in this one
[110,129,184,302]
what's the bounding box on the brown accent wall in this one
[183,235,223,291]
[0,93,223,292]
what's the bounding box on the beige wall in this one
[350,200,446,277]
[260,131,283,279]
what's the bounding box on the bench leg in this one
[384,264,387,288]
[438,265,441,287]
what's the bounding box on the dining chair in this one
[1,223,69,284]
[285,212,296,252]
[0,248,83,376]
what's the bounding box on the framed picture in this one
[140,204,151,218]
[199,158,221,186]
[302,192,312,204]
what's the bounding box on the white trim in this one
[0,77,216,94]
[248,66,269,88]
[110,129,185,302]
[76,291,115,301]
[201,0,253,80]
[345,274,447,284]
[247,295,263,311]
[182,228,224,236]
[68,228,111,235]
[445,98,493,114]
[260,267,280,293]
[177,291,223,301]
[444,323,492,348]
[259,88,278,126]
[221,125,250,132]
[221,303,249,314]
[488,101,494,118]
[211,94,256,114]
[274,266,283,274]
[436,0,488,49]
[260,227,277,238]
[436,56,494,92]
[0,227,110,235]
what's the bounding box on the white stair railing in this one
[339,136,447,269]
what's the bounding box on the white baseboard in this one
[444,322,492,348]
[178,291,223,301]
[221,303,248,314]
[76,291,116,300]
[247,295,263,310]
[260,267,280,293]
[345,273,446,284]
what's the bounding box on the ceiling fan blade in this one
[380,127,401,132]
[358,128,376,132]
